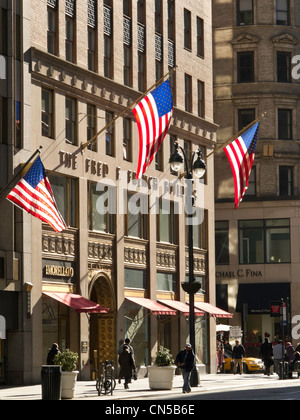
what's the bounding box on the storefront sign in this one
[216,269,262,279]
[42,259,75,283]
[45,265,74,278]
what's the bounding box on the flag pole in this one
[81,65,178,151]
[205,112,266,160]
[0,146,43,202]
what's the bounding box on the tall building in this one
[213,0,300,355]
[0,0,220,384]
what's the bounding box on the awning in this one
[194,302,233,318]
[125,297,176,315]
[158,299,204,316]
[43,292,109,314]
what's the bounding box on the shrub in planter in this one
[148,347,176,390]
[54,349,79,399]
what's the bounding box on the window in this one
[157,272,176,292]
[88,27,97,71]
[239,219,290,264]
[237,0,253,25]
[186,209,207,250]
[65,97,77,145]
[123,118,132,161]
[66,16,75,63]
[124,44,132,87]
[0,97,8,145]
[42,89,54,138]
[104,3,113,78]
[125,192,148,239]
[277,51,291,82]
[238,108,255,130]
[138,51,146,92]
[215,221,229,265]
[87,104,96,151]
[49,174,77,228]
[137,0,145,25]
[88,182,115,233]
[184,9,192,50]
[155,0,162,34]
[15,101,21,149]
[197,17,204,57]
[47,5,57,55]
[157,199,177,244]
[197,81,205,118]
[168,0,175,41]
[247,167,256,196]
[185,74,192,113]
[279,166,293,196]
[237,51,254,83]
[125,268,146,289]
[278,109,292,140]
[276,0,290,25]
[105,111,114,156]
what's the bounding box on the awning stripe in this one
[158,299,204,316]
[125,297,176,315]
[43,292,109,314]
[194,302,233,318]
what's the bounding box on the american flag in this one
[224,122,260,209]
[7,156,67,232]
[133,80,173,179]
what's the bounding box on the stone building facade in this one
[0,0,219,384]
[213,0,300,354]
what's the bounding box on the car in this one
[223,350,264,373]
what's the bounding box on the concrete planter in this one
[61,371,79,399]
[147,365,176,390]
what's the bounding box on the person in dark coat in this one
[47,343,60,365]
[175,344,195,393]
[232,340,245,375]
[118,345,136,389]
[260,338,274,376]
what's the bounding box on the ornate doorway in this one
[89,273,115,378]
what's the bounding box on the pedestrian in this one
[259,338,274,376]
[273,340,285,374]
[175,343,195,394]
[286,342,295,365]
[232,340,245,375]
[46,343,60,365]
[118,345,136,389]
[118,338,134,355]
[216,340,224,373]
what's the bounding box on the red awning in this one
[194,302,233,318]
[125,297,176,315]
[158,299,204,317]
[43,292,109,314]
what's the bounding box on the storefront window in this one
[42,295,69,363]
[125,192,148,239]
[124,299,149,366]
[239,219,290,264]
[88,182,115,234]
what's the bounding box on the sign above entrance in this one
[216,269,262,279]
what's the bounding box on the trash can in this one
[278,361,289,380]
[41,365,62,400]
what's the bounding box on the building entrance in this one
[89,274,115,379]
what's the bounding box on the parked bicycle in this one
[96,360,116,396]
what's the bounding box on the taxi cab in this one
[223,350,264,373]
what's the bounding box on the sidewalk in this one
[1,373,299,400]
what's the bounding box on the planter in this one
[147,365,176,390]
[61,371,79,399]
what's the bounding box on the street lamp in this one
[169,142,206,387]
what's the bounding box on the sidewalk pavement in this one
[0,373,299,400]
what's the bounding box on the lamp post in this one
[169,142,206,387]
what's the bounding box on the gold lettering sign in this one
[45,265,74,278]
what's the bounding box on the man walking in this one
[175,344,195,393]
[232,340,245,375]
